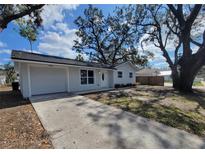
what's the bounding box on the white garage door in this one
[30,66,67,96]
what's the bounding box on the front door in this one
[101,70,108,88]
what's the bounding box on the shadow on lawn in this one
[190,89,205,109]
[85,86,205,139]
[0,90,30,109]
[26,89,205,148]
[82,99,205,148]
[70,92,205,148]
[134,86,205,111]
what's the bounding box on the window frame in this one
[80,69,94,85]
[129,72,133,78]
[117,71,123,78]
[80,69,88,85]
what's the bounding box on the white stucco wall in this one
[19,63,30,98]
[15,61,114,98]
[114,62,136,85]
[69,67,113,92]
[69,67,100,92]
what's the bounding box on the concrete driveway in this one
[30,93,205,149]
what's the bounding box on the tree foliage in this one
[0,4,44,32]
[73,5,152,66]
[3,62,16,84]
[16,18,39,52]
[75,53,85,62]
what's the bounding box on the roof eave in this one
[12,58,115,70]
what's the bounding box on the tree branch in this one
[174,40,182,65]
[186,4,202,28]
[0,5,44,31]
[168,4,185,26]
[190,38,202,47]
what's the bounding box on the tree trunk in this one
[172,70,195,92]
[171,66,180,89]
[171,61,202,92]
[178,71,195,92]
[29,40,33,52]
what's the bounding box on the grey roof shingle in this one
[11,50,114,69]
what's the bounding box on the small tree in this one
[4,62,16,85]
[16,18,38,52]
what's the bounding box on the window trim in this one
[129,72,133,78]
[117,71,123,78]
[80,70,87,85]
[80,69,95,85]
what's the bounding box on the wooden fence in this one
[136,76,164,86]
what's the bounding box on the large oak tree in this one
[73,5,152,66]
[139,4,205,92]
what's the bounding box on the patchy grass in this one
[85,85,205,136]
[193,81,204,87]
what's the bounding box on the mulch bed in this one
[0,87,53,148]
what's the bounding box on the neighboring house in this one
[113,62,137,85]
[0,70,6,85]
[136,68,164,86]
[136,68,160,77]
[11,50,137,98]
[159,70,172,81]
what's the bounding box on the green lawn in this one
[193,81,204,87]
[165,81,204,87]
[86,86,205,136]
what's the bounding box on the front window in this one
[81,70,87,84]
[81,70,94,85]
[88,70,94,84]
[118,71,123,78]
[129,72,133,78]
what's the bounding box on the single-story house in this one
[11,50,137,98]
[136,68,164,86]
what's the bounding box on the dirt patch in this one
[0,87,53,149]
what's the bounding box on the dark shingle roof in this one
[11,50,114,69]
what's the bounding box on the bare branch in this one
[186,5,202,28]
[190,38,202,47]
[168,4,185,26]
[174,40,182,65]
[153,42,160,48]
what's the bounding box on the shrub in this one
[114,84,120,88]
